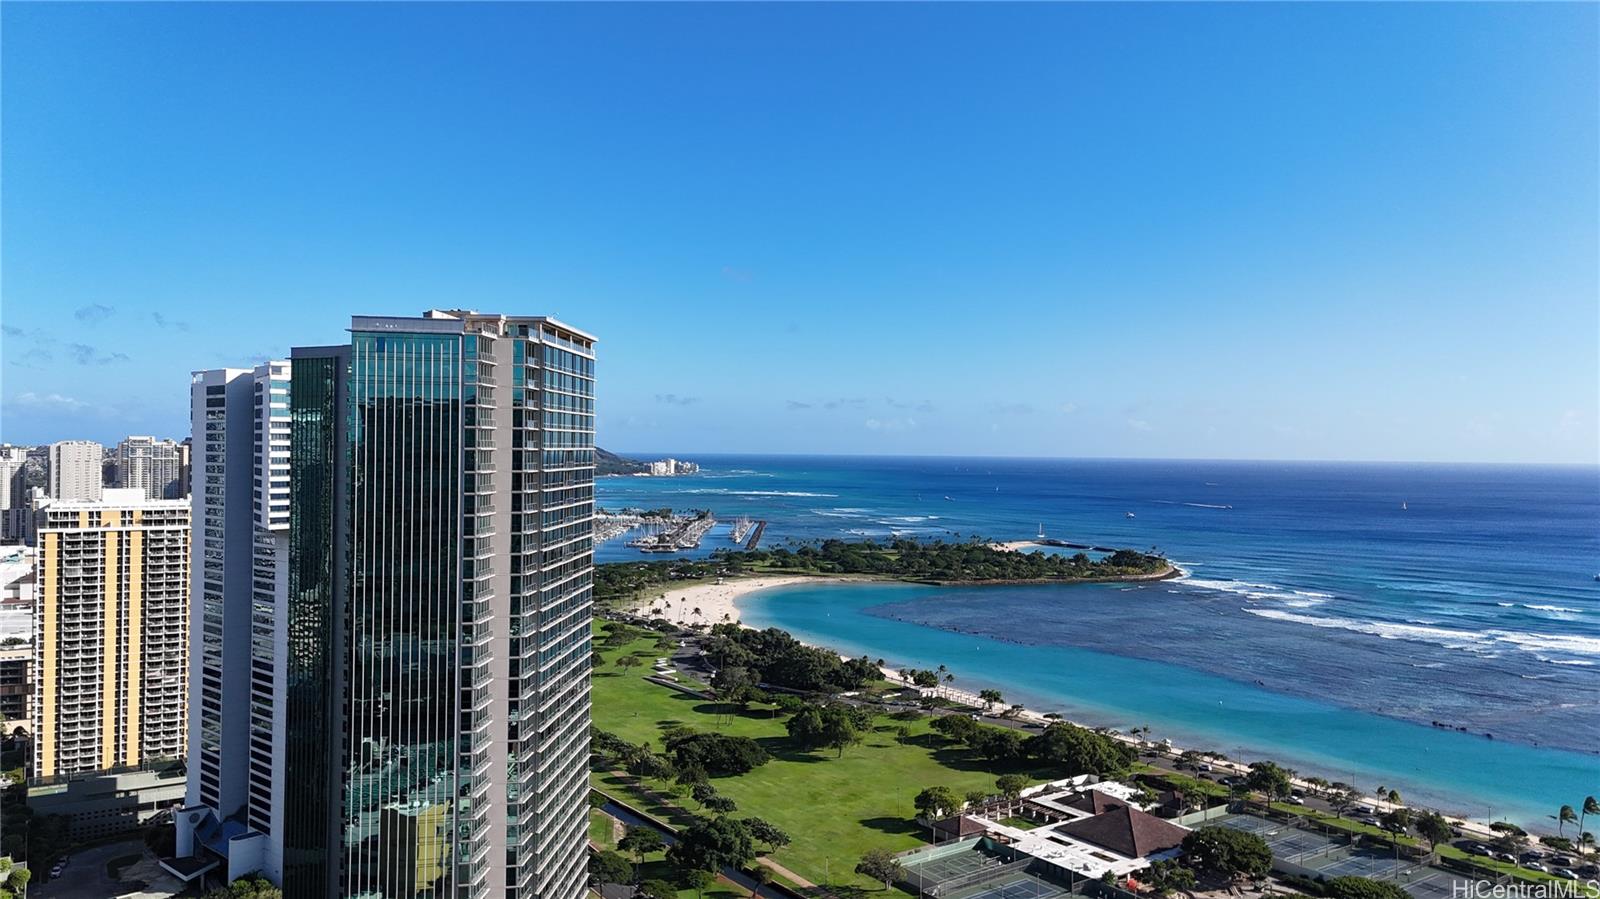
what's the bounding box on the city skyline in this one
[3,2,1596,464]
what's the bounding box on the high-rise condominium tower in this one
[173,312,595,899]
[32,488,189,779]
[300,311,595,899]
[177,361,292,885]
[48,440,103,502]
[115,436,185,499]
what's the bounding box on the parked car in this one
[1553,869,1579,881]
[1575,864,1599,878]
[1551,856,1576,867]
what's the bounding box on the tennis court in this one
[1394,868,1473,899]
[1214,814,1339,861]
[902,846,1017,891]
[945,872,1072,899]
[1312,851,1407,879]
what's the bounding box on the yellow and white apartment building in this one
[32,487,189,779]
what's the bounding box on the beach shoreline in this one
[624,573,1537,838]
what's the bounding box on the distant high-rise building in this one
[0,445,30,542]
[173,311,596,897]
[115,436,184,500]
[31,488,189,779]
[177,437,193,499]
[48,440,103,502]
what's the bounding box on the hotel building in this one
[31,487,189,779]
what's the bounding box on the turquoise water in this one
[738,580,1598,826]
[599,456,1600,825]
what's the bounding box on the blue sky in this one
[2,3,1594,463]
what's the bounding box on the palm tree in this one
[1579,797,1599,850]
[1557,804,1578,838]
[1387,789,1402,808]
[1376,785,1388,812]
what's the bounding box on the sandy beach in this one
[626,574,837,627]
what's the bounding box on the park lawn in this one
[590,808,618,850]
[591,627,1052,890]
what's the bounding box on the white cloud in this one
[1127,418,1152,432]
[864,417,918,432]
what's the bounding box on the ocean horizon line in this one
[605,450,1600,470]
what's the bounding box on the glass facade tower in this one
[288,312,594,899]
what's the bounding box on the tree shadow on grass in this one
[754,736,829,764]
[809,884,874,899]
[859,816,920,837]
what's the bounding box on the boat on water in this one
[944,495,953,502]
[1402,501,1409,511]
[1125,512,1136,519]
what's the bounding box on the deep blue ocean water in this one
[596,455,1600,823]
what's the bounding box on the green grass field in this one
[591,624,1053,890]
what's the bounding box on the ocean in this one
[595,455,1600,824]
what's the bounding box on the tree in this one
[713,666,758,712]
[996,774,1028,799]
[691,783,720,808]
[640,879,678,899]
[750,865,773,897]
[1181,826,1272,881]
[742,817,790,853]
[1557,805,1578,839]
[970,726,1026,765]
[930,714,979,745]
[665,731,770,776]
[203,877,281,899]
[619,827,666,881]
[1580,797,1600,853]
[616,654,643,674]
[1245,761,1293,803]
[978,689,1003,711]
[965,789,989,809]
[1026,721,1136,775]
[914,786,960,819]
[589,851,635,887]
[0,858,29,899]
[1142,860,1196,898]
[1415,812,1451,858]
[678,868,716,899]
[705,795,739,815]
[1380,808,1413,840]
[1324,877,1411,899]
[855,848,906,890]
[667,816,756,874]
[1330,786,1361,819]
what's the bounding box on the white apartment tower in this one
[180,362,292,885]
[48,440,103,502]
[115,436,185,500]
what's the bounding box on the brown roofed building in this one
[1059,805,1189,859]
[1061,789,1131,816]
[932,815,992,841]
